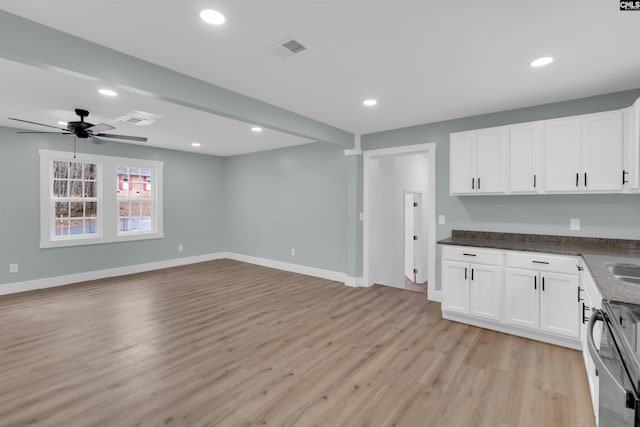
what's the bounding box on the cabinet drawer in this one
[442,246,502,265]
[505,251,578,275]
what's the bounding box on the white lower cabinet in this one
[442,245,581,349]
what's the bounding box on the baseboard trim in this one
[223,252,349,284]
[428,290,442,302]
[0,253,226,296]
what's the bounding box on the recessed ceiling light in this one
[98,89,118,97]
[191,142,201,147]
[530,57,554,68]
[57,121,67,126]
[200,9,226,25]
[251,127,263,133]
[363,99,377,107]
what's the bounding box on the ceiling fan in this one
[8,108,148,144]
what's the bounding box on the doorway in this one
[363,143,439,301]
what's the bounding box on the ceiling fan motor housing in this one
[67,109,93,138]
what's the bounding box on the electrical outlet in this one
[291,248,296,256]
[178,244,184,252]
[439,215,446,225]
[9,264,18,273]
[570,218,581,231]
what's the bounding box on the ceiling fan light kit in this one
[9,108,148,144]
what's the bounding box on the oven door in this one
[588,310,639,427]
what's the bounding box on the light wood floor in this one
[0,259,595,427]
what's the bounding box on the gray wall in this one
[362,88,640,289]
[224,142,347,274]
[0,126,226,284]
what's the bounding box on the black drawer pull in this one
[623,170,629,185]
[578,287,583,302]
[532,260,549,264]
[463,253,477,257]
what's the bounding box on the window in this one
[117,166,154,234]
[40,150,163,248]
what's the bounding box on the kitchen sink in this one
[608,264,640,284]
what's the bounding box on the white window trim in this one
[40,149,164,248]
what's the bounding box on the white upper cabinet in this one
[450,126,507,195]
[509,122,544,193]
[623,97,640,191]
[545,117,582,192]
[545,111,623,193]
[448,96,639,196]
[581,112,623,192]
[449,131,476,194]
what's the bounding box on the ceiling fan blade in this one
[9,118,68,131]
[17,131,72,134]
[96,133,148,142]
[87,123,115,133]
[90,136,106,145]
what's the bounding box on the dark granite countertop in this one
[438,230,640,305]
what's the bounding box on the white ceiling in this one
[0,59,313,156]
[1,0,640,147]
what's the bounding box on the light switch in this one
[359,212,364,221]
[9,264,18,273]
[570,218,580,231]
[439,215,445,225]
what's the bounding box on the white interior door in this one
[404,193,415,280]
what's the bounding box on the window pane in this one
[130,183,141,198]
[119,218,129,232]
[140,168,151,176]
[141,218,152,231]
[141,202,152,216]
[84,219,97,235]
[70,162,83,179]
[119,202,130,217]
[130,174,141,183]
[70,202,84,218]
[128,167,140,175]
[130,218,141,232]
[70,181,83,197]
[86,202,97,217]
[70,220,84,235]
[83,163,97,180]
[84,181,97,197]
[130,202,141,216]
[53,161,68,179]
[116,166,127,174]
[55,218,70,236]
[53,180,68,197]
[55,201,69,217]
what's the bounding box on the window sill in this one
[40,232,164,249]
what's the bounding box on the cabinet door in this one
[623,100,640,191]
[582,112,623,192]
[540,272,579,338]
[450,131,476,194]
[476,127,508,193]
[469,264,502,321]
[509,122,544,193]
[504,268,539,329]
[442,260,469,314]
[545,118,582,192]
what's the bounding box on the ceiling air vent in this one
[282,39,306,54]
[268,36,308,59]
[116,111,157,126]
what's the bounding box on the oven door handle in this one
[587,309,628,397]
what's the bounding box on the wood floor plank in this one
[0,259,596,426]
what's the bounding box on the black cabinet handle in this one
[577,265,584,271]
[578,287,583,302]
[465,267,467,280]
[532,260,549,265]
[576,173,579,187]
[582,303,589,324]
[533,174,537,188]
[584,172,587,187]
[623,170,629,185]
[542,276,545,291]
[471,268,474,281]
[463,253,477,257]
[472,178,475,190]
[478,177,481,190]
[534,275,537,290]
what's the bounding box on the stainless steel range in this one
[589,300,640,426]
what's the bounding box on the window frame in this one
[40,149,164,248]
